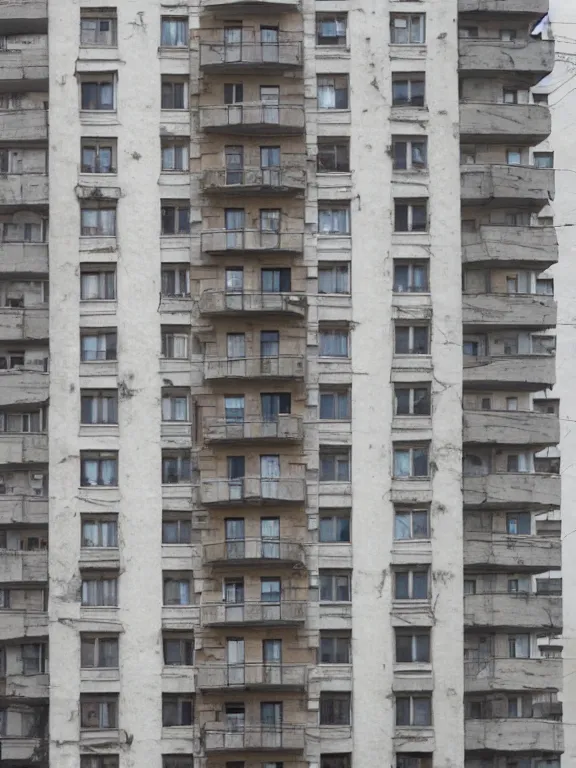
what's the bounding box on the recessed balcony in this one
[202,230,304,256]
[201,477,306,506]
[197,662,307,691]
[200,42,302,74]
[0,47,48,90]
[464,532,561,571]
[465,718,563,754]
[463,293,556,330]
[204,415,303,444]
[203,537,305,567]
[0,672,49,700]
[0,243,48,275]
[200,291,306,318]
[459,0,549,13]
[0,2,48,34]
[464,656,561,693]
[0,308,49,341]
[461,165,554,206]
[200,104,305,136]
[0,174,48,207]
[204,723,305,752]
[464,592,562,630]
[0,550,47,582]
[0,496,48,526]
[0,109,48,142]
[0,370,48,407]
[463,472,560,509]
[0,610,46,642]
[463,410,559,446]
[205,355,305,381]
[201,167,305,196]
[0,433,48,465]
[460,103,551,143]
[459,39,555,81]
[462,226,558,269]
[463,354,555,390]
[202,600,307,627]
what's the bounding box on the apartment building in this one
[0,0,562,766]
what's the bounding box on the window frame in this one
[390,13,426,45]
[319,570,352,602]
[316,14,348,47]
[394,385,431,416]
[319,328,350,358]
[80,206,117,237]
[394,508,430,540]
[161,140,189,172]
[161,204,191,236]
[317,140,350,173]
[80,390,118,425]
[318,263,351,294]
[394,200,428,233]
[161,451,192,484]
[319,632,351,664]
[319,692,351,726]
[162,695,194,727]
[80,635,120,669]
[80,77,116,111]
[161,77,188,110]
[161,17,189,48]
[80,452,119,487]
[162,515,192,545]
[163,575,193,606]
[80,266,116,300]
[319,388,351,420]
[394,568,430,600]
[395,629,431,663]
[392,75,425,107]
[163,635,194,666]
[319,509,351,543]
[81,575,118,607]
[393,445,429,478]
[319,449,351,482]
[395,695,432,727]
[394,325,430,355]
[81,516,118,548]
[81,139,117,174]
[80,696,118,729]
[317,75,349,110]
[318,205,351,235]
[80,13,118,47]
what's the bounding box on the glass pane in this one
[412,571,428,599]
[395,513,411,540]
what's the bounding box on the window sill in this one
[80,299,117,303]
[80,359,118,364]
[389,43,427,48]
[79,44,118,50]
[160,234,191,239]
[79,485,119,490]
[392,476,431,481]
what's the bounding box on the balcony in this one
[462,226,558,269]
[464,532,560,571]
[464,593,562,630]
[0,550,47,582]
[464,656,561,693]
[461,165,554,206]
[0,1,48,31]
[202,167,305,196]
[200,42,302,74]
[201,477,306,506]
[202,230,304,256]
[204,415,303,444]
[463,293,556,330]
[463,355,555,389]
[0,672,49,699]
[459,39,555,80]
[0,47,48,89]
[202,600,306,626]
[197,662,307,691]
[0,308,48,341]
[460,103,550,143]
[200,291,306,318]
[0,243,48,274]
[0,174,48,207]
[458,0,549,15]
[204,723,305,753]
[201,0,300,13]
[205,356,305,381]
[0,109,48,142]
[200,104,305,136]
[463,410,559,446]
[1,737,47,764]
[0,433,47,465]
[463,472,560,509]
[0,370,48,408]
[203,538,305,568]
[465,718,563,754]
[0,496,47,525]
[0,610,46,642]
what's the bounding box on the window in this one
[319,631,351,664]
[81,391,118,424]
[394,261,428,294]
[161,204,190,235]
[500,28,517,41]
[318,263,350,294]
[162,515,192,544]
[162,452,192,484]
[392,74,425,107]
[163,696,194,726]
[161,140,189,172]
[0,411,43,434]
[161,330,189,359]
[161,266,190,297]
[459,26,479,38]
[162,757,193,768]
[2,221,44,243]
[393,138,427,171]
[81,139,116,174]
[261,577,281,603]
[396,757,433,768]
[534,151,554,169]
[317,140,350,172]
[394,446,429,477]
[162,392,189,422]
[80,267,116,300]
[261,393,291,421]
[81,207,116,236]
[319,329,349,357]
[82,517,118,547]
[320,693,351,725]
[81,78,115,110]
[395,325,429,355]
[320,570,351,602]
[163,635,194,666]
[321,757,351,768]
[81,576,118,606]
[394,508,429,540]
[161,77,187,109]
[316,14,347,46]
[394,385,430,416]
[21,643,46,675]
[80,452,118,487]
[507,149,522,166]
[394,569,429,600]
[161,17,188,47]
[163,576,192,606]
[396,695,432,726]
[81,331,117,362]
[395,200,427,232]
[508,634,530,659]
[225,396,245,424]
[317,76,349,109]
[80,12,117,46]
[260,208,280,233]
[318,205,350,235]
[81,757,120,768]
[81,636,119,668]
[320,449,350,482]
[536,278,554,295]
[0,590,10,609]
[81,697,118,729]
[261,268,291,293]
[319,510,351,542]
[396,630,430,663]
[463,579,476,595]
[390,14,425,44]
[319,389,351,420]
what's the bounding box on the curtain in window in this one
[227,334,246,359]
[82,459,99,486]
[225,397,245,423]
[100,458,117,485]
[99,209,115,235]
[80,333,101,360]
[320,331,348,357]
[394,450,410,477]
[260,332,279,357]
[225,209,245,231]
[83,521,100,547]
[81,274,101,300]
[162,20,187,46]
[261,579,281,602]
[226,269,244,292]
[318,78,336,108]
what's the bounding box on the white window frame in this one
[394,568,429,600]
[319,450,351,482]
[162,393,189,422]
[394,508,430,540]
[394,385,430,416]
[80,207,116,237]
[21,643,46,675]
[392,138,428,171]
[390,14,426,45]
[318,206,351,235]
[161,141,189,172]
[394,201,428,232]
[319,570,351,602]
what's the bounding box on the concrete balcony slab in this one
[204,723,305,752]
[459,0,549,14]
[205,356,305,381]
[199,291,306,317]
[0,434,48,465]
[200,104,305,136]
[460,103,550,143]
[203,538,305,567]
[202,600,306,627]
[462,225,558,269]
[464,657,561,693]
[459,39,554,79]
[0,610,46,641]
[1,737,46,763]
[0,47,48,90]
[463,293,556,330]
[463,355,555,390]
[464,592,562,630]
[464,533,560,571]
[461,164,554,206]
[0,308,48,341]
[0,243,48,275]
[200,42,302,73]
[0,174,48,207]
[204,415,303,444]
[0,496,48,526]
[201,477,305,506]
[201,0,300,14]
[465,718,563,754]
[0,550,47,582]
[0,1,48,34]
[463,410,559,446]
[197,663,306,691]
[1,672,48,699]
[463,472,560,509]
[0,370,48,407]
[0,108,48,141]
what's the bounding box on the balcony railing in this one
[204,415,303,443]
[197,662,307,690]
[460,102,551,141]
[459,38,555,80]
[463,472,560,509]
[0,496,48,526]
[202,229,304,255]
[202,600,307,626]
[205,356,305,381]
[462,225,558,268]
[199,291,306,317]
[461,164,554,205]
[0,174,49,206]
[0,47,48,85]
[204,723,305,752]
[464,656,561,693]
[203,538,305,566]
[463,409,559,445]
[0,433,48,464]
[463,293,556,329]
[202,167,306,194]
[200,42,302,71]
[200,104,305,135]
[0,307,49,341]
[201,477,306,505]
[0,109,48,142]
[0,369,48,407]
[0,550,47,582]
